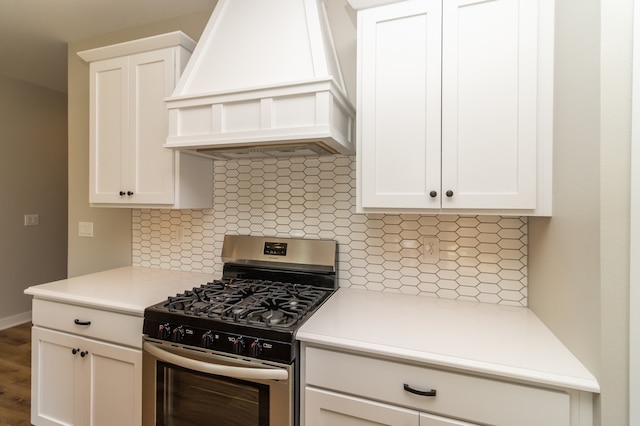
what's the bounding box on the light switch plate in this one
[24,214,39,226]
[78,221,94,237]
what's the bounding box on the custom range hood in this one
[164,0,356,160]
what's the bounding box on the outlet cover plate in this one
[423,236,439,263]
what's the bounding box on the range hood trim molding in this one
[165,77,353,108]
[165,77,355,156]
[167,129,339,149]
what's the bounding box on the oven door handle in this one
[143,341,289,381]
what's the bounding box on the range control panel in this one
[263,241,287,256]
[145,320,293,363]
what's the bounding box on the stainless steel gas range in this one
[141,234,338,426]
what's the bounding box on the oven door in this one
[142,339,293,426]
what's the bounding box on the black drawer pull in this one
[404,383,437,397]
[74,319,91,326]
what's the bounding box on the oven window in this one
[157,362,270,426]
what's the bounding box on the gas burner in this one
[262,310,285,323]
[156,277,330,330]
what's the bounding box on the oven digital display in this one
[264,242,287,256]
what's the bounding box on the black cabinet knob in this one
[80,351,88,358]
[429,191,437,198]
[119,191,125,196]
[127,191,134,196]
[446,190,454,197]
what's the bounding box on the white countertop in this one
[297,288,600,393]
[24,266,213,316]
[25,268,600,393]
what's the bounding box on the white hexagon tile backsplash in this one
[132,155,527,306]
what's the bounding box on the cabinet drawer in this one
[305,346,570,426]
[32,299,143,348]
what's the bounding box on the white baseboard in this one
[0,311,32,330]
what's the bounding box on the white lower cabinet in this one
[302,346,590,426]
[306,387,477,426]
[30,300,143,426]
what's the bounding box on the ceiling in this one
[0,0,217,93]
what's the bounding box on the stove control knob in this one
[232,337,245,355]
[171,326,185,343]
[158,323,171,340]
[250,340,263,358]
[201,331,215,348]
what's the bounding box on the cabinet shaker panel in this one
[92,58,128,203]
[441,0,537,210]
[359,0,442,209]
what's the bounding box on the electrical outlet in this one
[171,225,184,244]
[423,236,439,263]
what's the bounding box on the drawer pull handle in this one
[404,383,437,397]
[74,319,91,326]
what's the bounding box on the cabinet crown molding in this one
[78,31,196,63]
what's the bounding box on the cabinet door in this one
[358,0,442,209]
[420,412,478,426]
[85,339,142,426]
[441,0,538,209]
[31,327,84,426]
[31,326,142,426]
[128,49,176,205]
[306,387,419,426]
[89,57,129,204]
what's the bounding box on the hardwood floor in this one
[0,323,31,426]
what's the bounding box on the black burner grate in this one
[160,279,327,330]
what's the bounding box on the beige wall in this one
[0,75,68,327]
[529,0,633,424]
[599,0,633,422]
[66,10,212,277]
[528,0,601,378]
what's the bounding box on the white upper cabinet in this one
[79,32,213,209]
[358,0,442,210]
[352,0,554,216]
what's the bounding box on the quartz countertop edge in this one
[296,288,600,394]
[296,331,599,393]
[24,266,213,316]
